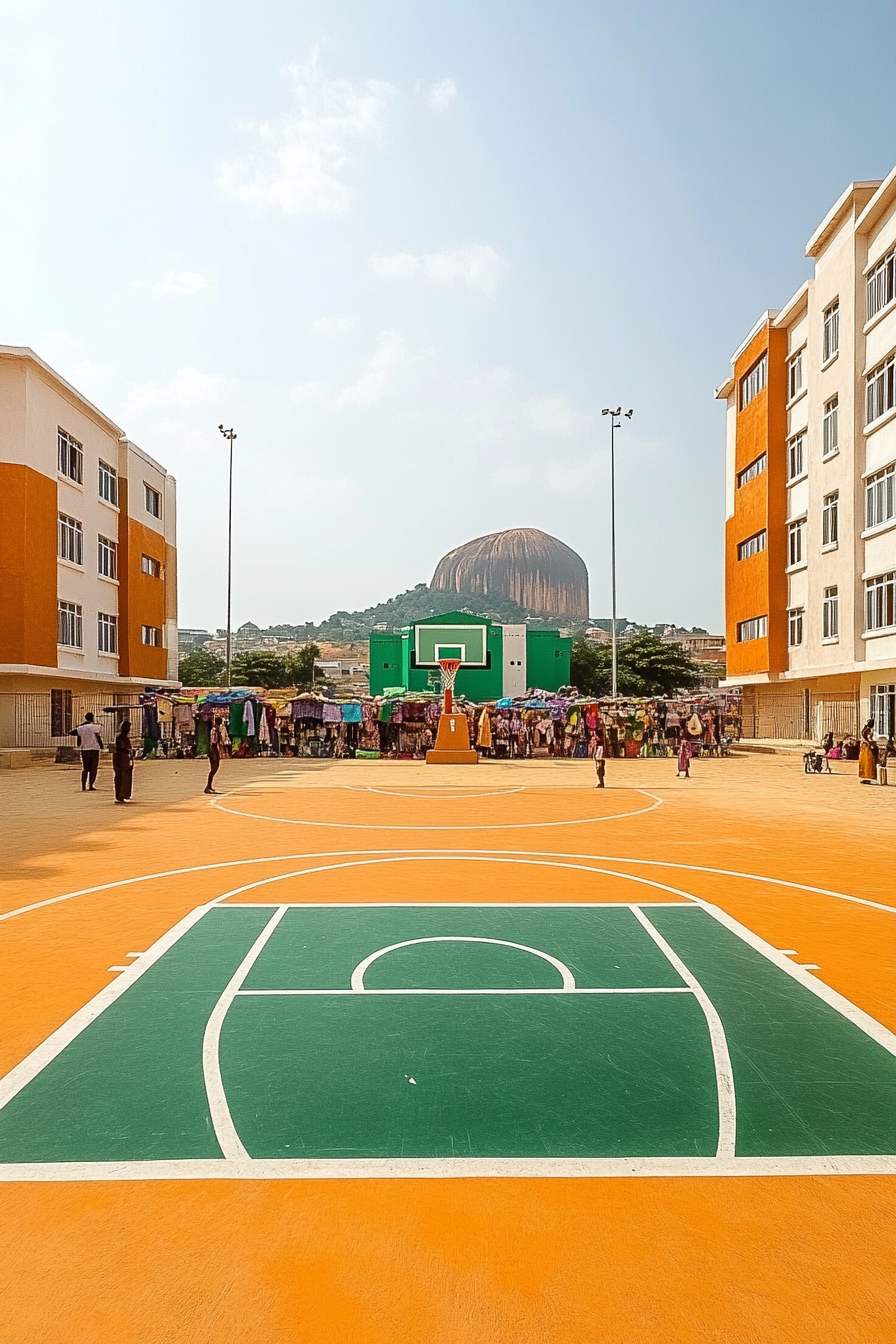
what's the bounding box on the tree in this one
[178,649,224,687]
[570,634,702,699]
[229,651,291,689]
[283,643,321,690]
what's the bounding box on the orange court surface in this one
[1,750,894,1343]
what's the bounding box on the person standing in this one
[677,736,693,778]
[858,719,878,785]
[113,719,134,804]
[593,730,606,788]
[205,717,224,794]
[72,712,104,791]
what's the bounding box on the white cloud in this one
[290,331,407,408]
[527,395,590,437]
[217,47,399,217]
[126,367,225,414]
[370,244,509,295]
[311,314,359,334]
[153,271,209,297]
[427,78,457,112]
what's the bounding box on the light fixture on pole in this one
[600,406,633,699]
[218,424,237,689]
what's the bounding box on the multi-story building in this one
[0,346,178,749]
[717,170,896,741]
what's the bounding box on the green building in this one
[368,611,572,699]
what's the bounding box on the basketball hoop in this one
[438,658,462,714]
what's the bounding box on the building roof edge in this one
[0,344,125,437]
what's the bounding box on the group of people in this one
[71,713,135,803]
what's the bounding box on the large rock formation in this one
[431,528,589,619]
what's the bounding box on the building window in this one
[141,624,162,646]
[97,534,118,578]
[144,483,162,518]
[787,434,804,481]
[822,586,839,641]
[788,608,804,647]
[865,571,896,632]
[823,300,840,361]
[787,519,804,567]
[737,530,766,560]
[865,464,896,529]
[866,355,896,425]
[866,247,896,323]
[737,453,766,487]
[57,428,83,484]
[98,459,118,505]
[98,612,118,654]
[822,397,839,456]
[141,553,162,578]
[739,354,767,410]
[57,601,83,648]
[57,513,83,566]
[787,350,803,401]
[736,615,767,643]
[822,492,839,548]
[870,683,896,737]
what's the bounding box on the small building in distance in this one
[369,610,572,699]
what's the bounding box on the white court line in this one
[201,905,289,1162]
[629,906,737,1160]
[4,846,893,924]
[350,935,577,991]
[342,786,528,799]
[236,988,692,996]
[1,1155,893,1181]
[209,788,665,831]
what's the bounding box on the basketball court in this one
[1,752,894,1341]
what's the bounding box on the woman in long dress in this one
[113,719,134,804]
[858,719,878,784]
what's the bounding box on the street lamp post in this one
[600,406,633,698]
[218,425,237,689]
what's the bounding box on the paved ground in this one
[0,751,894,1343]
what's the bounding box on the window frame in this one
[866,247,896,324]
[736,453,767,487]
[97,533,118,579]
[788,607,804,648]
[865,572,896,633]
[57,428,83,485]
[822,396,839,457]
[57,600,83,649]
[98,459,118,506]
[144,483,162,519]
[822,586,839,642]
[822,491,839,549]
[787,433,804,482]
[141,624,162,647]
[737,530,767,561]
[865,464,896,530]
[736,615,767,643]
[97,611,118,655]
[141,553,162,578]
[787,518,804,568]
[57,513,83,566]
[787,349,803,402]
[866,354,896,426]
[739,354,767,411]
[823,300,840,362]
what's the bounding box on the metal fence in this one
[0,693,142,749]
[741,689,860,741]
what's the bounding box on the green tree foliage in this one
[283,642,321,690]
[570,634,702,698]
[229,651,293,689]
[178,649,224,687]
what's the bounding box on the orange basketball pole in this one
[426,658,478,764]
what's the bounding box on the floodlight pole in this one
[218,425,237,688]
[601,407,633,699]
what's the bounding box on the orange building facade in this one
[0,347,178,750]
[717,172,896,741]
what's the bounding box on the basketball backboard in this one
[414,621,488,668]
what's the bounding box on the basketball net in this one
[438,658,462,714]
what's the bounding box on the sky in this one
[2,0,895,632]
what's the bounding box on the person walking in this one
[113,719,135,804]
[72,712,104,791]
[205,717,224,794]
